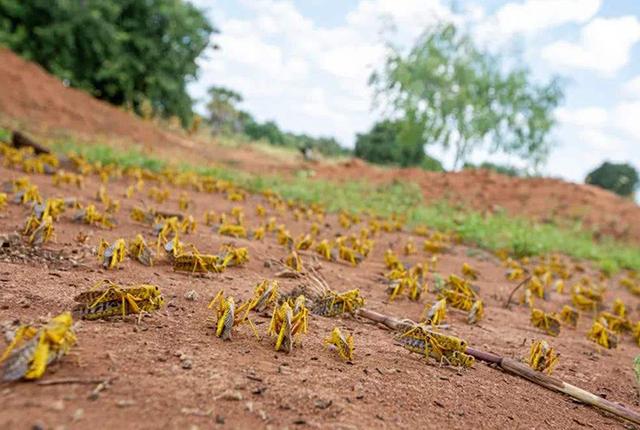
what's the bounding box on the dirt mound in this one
[314,160,640,242]
[0,48,638,243]
[0,48,301,174]
[0,48,193,149]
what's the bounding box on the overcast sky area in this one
[188,0,640,184]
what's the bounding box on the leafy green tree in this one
[355,120,403,165]
[204,87,349,157]
[243,118,286,146]
[355,119,435,168]
[312,137,351,157]
[421,154,445,172]
[206,86,244,134]
[0,0,214,126]
[370,23,564,169]
[586,162,639,197]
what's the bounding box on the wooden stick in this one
[9,130,76,171]
[356,308,405,330]
[36,377,108,386]
[11,131,51,155]
[498,357,640,425]
[356,307,640,425]
[504,275,531,309]
[87,376,117,400]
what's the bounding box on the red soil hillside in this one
[315,159,640,242]
[0,48,639,242]
[0,48,192,150]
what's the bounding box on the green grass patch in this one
[0,127,11,143]
[51,141,640,271]
[51,141,167,172]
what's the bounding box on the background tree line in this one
[205,86,350,157]
[0,1,636,196]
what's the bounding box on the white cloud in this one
[612,101,640,141]
[555,103,638,154]
[551,103,639,181]
[577,128,625,153]
[541,16,640,75]
[346,0,456,38]
[318,45,385,79]
[474,0,600,47]
[622,75,640,98]
[555,106,608,128]
[494,0,600,35]
[191,0,460,145]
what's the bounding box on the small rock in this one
[32,421,46,430]
[278,365,290,375]
[72,408,84,421]
[215,415,225,424]
[246,374,263,382]
[220,390,243,401]
[50,400,65,411]
[245,401,254,412]
[184,290,198,301]
[116,399,136,408]
[314,399,332,410]
[252,386,266,395]
[181,360,193,370]
[181,408,212,417]
[258,410,268,421]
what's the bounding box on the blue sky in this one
[189,0,640,184]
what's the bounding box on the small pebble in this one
[184,290,198,301]
[116,399,136,408]
[72,408,84,421]
[220,390,243,401]
[50,400,64,411]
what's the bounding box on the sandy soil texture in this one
[0,162,638,430]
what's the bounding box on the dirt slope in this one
[0,48,638,243]
[315,160,640,242]
[0,48,194,150]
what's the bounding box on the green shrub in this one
[586,162,639,197]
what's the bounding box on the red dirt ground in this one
[313,160,640,243]
[0,160,639,429]
[0,48,639,244]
